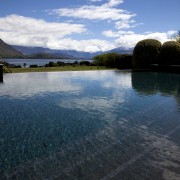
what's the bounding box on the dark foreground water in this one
[0,71,180,180]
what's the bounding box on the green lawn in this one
[9,66,115,73]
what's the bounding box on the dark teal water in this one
[0,71,180,179]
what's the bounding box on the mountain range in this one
[0,38,133,59]
[12,45,133,59]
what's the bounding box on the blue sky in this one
[0,0,179,52]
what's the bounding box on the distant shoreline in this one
[8,66,115,73]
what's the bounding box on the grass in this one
[9,65,115,73]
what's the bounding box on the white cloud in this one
[88,0,103,2]
[0,14,86,37]
[51,0,135,21]
[45,38,116,52]
[88,0,123,6]
[102,30,134,37]
[114,31,175,49]
[115,20,136,29]
[0,14,86,46]
[0,14,116,52]
[104,0,124,7]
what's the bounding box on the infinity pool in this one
[0,71,180,179]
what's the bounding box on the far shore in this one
[8,66,115,73]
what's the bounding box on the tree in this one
[174,31,180,43]
[93,53,132,68]
[93,53,119,67]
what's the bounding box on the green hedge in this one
[159,41,180,65]
[93,53,132,68]
[133,39,162,69]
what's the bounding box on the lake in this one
[4,59,93,67]
[0,71,180,179]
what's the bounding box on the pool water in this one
[0,71,180,179]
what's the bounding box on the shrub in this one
[80,61,91,66]
[93,53,133,68]
[0,61,12,73]
[159,41,180,65]
[93,53,121,67]
[132,39,162,69]
[48,62,54,67]
[3,66,12,73]
[13,65,22,68]
[57,61,65,66]
[116,54,132,69]
[29,64,38,68]
[173,30,180,43]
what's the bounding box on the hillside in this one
[12,45,97,59]
[27,52,60,59]
[13,45,133,59]
[0,39,23,58]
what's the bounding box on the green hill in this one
[0,39,23,58]
[27,52,59,59]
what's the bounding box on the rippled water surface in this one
[0,71,180,179]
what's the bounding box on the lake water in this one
[4,59,92,67]
[0,71,180,179]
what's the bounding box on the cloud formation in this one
[102,30,176,49]
[0,14,85,45]
[0,14,85,37]
[88,0,103,2]
[102,30,134,37]
[0,0,176,52]
[115,20,136,29]
[45,38,116,52]
[104,0,124,7]
[0,14,115,52]
[112,31,176,48]
[51,0,134,22]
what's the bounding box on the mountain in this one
[13,45,133,59]
[0,39,23,58]
[28,52,60,59]
[107,47,133,54]
[0,38,133,59]
[13,45,101,59]
[12,45,95,59]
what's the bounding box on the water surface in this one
[0,71,180,179]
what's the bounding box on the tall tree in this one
[174,31,180,43]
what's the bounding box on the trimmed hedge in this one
[159,41,180,65]
[133,39,162,69]
[93,53,132,68]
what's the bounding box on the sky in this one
[0,0,179,52]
